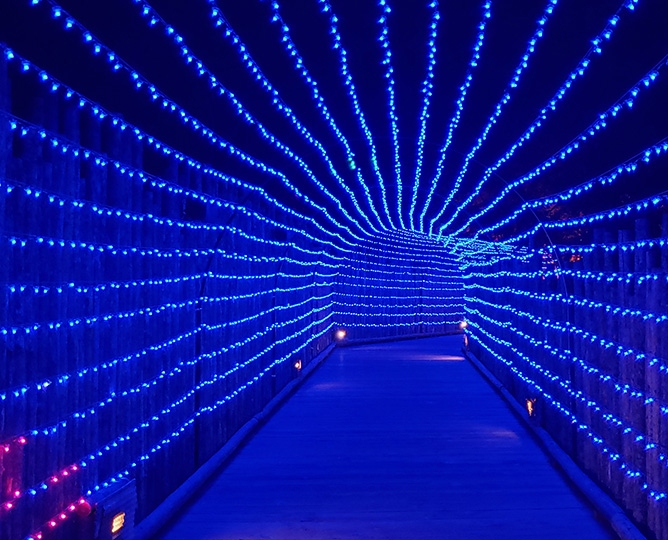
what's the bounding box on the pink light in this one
[18,436,27,445]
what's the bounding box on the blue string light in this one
[33,0,366,242]
[466,267,668,286]
[338,317,464,329]
[408,0,440,230]
[316,0,395,228]
[475,280,668,321]
[2,112,463,272]
[466,308,668,457]
[7,1,667,537]
[1,46,360,247]
[450,54,667,238]
[265,0,386,229]
[417,0,492,232]
[466,304,668,401]
[502,192,668,244]
[376,0,405,228]
[427,0,560,234]
[82,318,335,488]
[124,0,378,235]
[466,324,668,502]
[475,136,668,237]
[437,0,648,237]
[20,318,336,540]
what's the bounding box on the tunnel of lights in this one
[0,0,667,539]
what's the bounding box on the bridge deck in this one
[157,335,616,540]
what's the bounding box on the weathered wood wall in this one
[467,211,668,540]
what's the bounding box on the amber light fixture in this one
[111,512,125,535]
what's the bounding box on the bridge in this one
[0,1,667,540]
[157,336,618,540]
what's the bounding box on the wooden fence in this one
[467,214,668,540]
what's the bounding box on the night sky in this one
[2,0,668,244]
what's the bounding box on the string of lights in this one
[426,0,560,234]
[466,317,668,491]
[465,267,668,286]
[337,271,462,285]
[0,49,359,248]
[466,305,666,406]
[474,136,668,237]
[417,0,492,232]
[334,309,458,318]
[4,270,337,297]
[465,298,668,379]
[128,0,379,235]
[466,324,667,502]
[553,237,668,255]
[434,0,643,236]
[315,0,395,228]
[336,300,463,309]
[3,170,463,273]
[3,0,667,537]
[21,319,336,540]
[7,305,333,483]
[447,54,667,238]
[29,0,366,242]
[335,292,463,302]
[0,175,349,262]
[337,281,463,292]
[338,318,463,329]
[466,283,668,324]
[1,233,340,268]
[3,111,469,273]
[265,0,386,229]
[376,0,405,229]
[408,0,440,230]
[3,235,457,299]
[501,191,668,244]
[0,281,336,337]
[205,0,381,232]
[0,291,335,405]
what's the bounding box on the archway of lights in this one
[0,1,667,539]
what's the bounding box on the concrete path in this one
[157,335,616,540]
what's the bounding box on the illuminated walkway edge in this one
[463,347,646,540]
[154,335,622,540]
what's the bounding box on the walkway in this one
[157,335,616,540]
